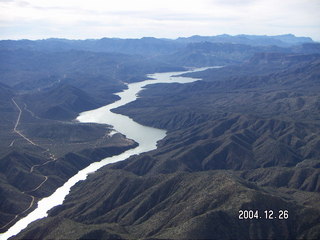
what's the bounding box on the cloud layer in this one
[0,0,319,40]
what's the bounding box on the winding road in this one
[1,67,219,239]
[0,196,35,231]
[1,99,57,230]
[2,96,113,231]
[11,98,38,146]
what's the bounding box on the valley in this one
[0,35,319,239]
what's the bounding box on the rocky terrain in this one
[0,35,319,239]
[0,92,138,231]
[12,45,320,239]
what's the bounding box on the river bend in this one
[0,67,218,239]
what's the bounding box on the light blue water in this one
[0,67,220,239]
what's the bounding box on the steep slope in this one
[0,63,140,232]
[13,53,320,239]
[15,169,320,239]
[115,54,320,127]
[21,84,100,121]
[0,123,138,232]
[110,114,320,176]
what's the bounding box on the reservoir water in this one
[0,67,219,239]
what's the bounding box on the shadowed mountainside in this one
[13,170,320,240]
[14,53,320,239]
[20,83,101,121]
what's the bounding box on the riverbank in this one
[1,67,211,239]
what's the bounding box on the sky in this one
[0,0,319,41]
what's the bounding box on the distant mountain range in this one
[1,35,319,93]
[0,34,316,55]
[176,34,314,46]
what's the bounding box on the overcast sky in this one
[0,0,319,40]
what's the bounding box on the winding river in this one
[0,67,219,240]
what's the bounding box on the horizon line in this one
[0,33,316,42]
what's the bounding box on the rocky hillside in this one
[14,53,320,239]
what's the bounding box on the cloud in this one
[0,0,319,40]
[210,0,258,6]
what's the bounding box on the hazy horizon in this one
[0,0,319,41]
[0,33,317,42]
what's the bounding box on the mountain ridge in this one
[0,34,316,58]
[12,50,320,239]
[1,35,319,239]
